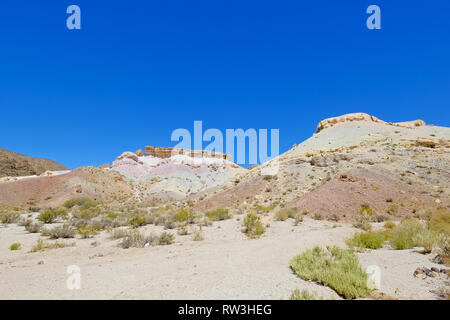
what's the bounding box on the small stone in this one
[430,271,439,278]
[431,267,439,273]
[37,260,44,265]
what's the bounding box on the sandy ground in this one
[0,215,447,300]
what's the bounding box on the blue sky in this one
[0,0,449,169]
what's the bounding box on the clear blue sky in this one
[1,1,449,169]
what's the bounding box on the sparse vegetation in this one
[389,219,435,251]
[346,231,386,250]
[48,224,76,239]
[120,230,174,248]
[77,224,100,238]
[242,213,265,239]
[275,208,297,221]
[30,238,74,252]
[289,289,323,300]
[387,203,399,216]
[63,197,97,209]
[290,246,371,299]
[206,208,231,221]
[37,207,67,224]
[384,221,395,229]
[192,229,204,241]
[0,211,20,224]
[9,243,21,250]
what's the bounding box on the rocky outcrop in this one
[315,113,427,133]
[316,113,385,133]
[144,146,232,161]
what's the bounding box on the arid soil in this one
[0,215,447,300]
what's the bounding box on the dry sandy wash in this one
[0,215,447,300]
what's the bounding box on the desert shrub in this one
[48,224,76,239]
[242,213,265,239]
[158,232,175,245]
[289,289,322,300]
[389,219,436,250]
[428,208,450,236]
[72,206,100,220]
[177,224,190,236]
[197,216,212,227]
[25,221,43,233]
[120,230,174,248]
[63,197,97,209]
[0,211,20,224]
[353,216,372,231]
[383,221,395,229]
[360,204,376,221]
[129,215,145,228]
[206,208,231,221]
[9,243,21,251]
[174,209,197,223]
[387,204,399,216]
[154,214,176,229]
[120,230,151,248]
[30,238,74,252]
[375,215,388,222]
[435,234,450,266]
[312,213,323,220]
[274,208,294,221]
[30,239,47,252]
[346,231,386,250]
[109,227,129,239]
[192,229,204,241]
[290,246,371,299]
[37,208,67,224]
[77,224,100,238]
[293,214,303,226]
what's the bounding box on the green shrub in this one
[290,246,371,299]
[389,219,435,250]
[274,208,293,221]
[63,197,97,209]
[360,204,376,220]
[383,221,395,229]
[387,204,399,216]
[9,243,21,251]
[346,231,386,250]
[158,232,175,245]
[289,289,322,300]
[77,224,100,238]
[129,215,145,228]
[206,208,231,221]
[242,213,265,238]
[174,209,197,223]
[353,216,372,231]
[0,211,20,224]
[48,224,75,239]
[428,208,450,236]
[37,208,67,223]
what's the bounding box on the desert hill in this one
[0,148,67,178]
[194,113,450,221]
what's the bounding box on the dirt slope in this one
[0,148,67,178]
[195,114,450,221]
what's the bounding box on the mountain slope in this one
[194,113,450,221]
[0,148,68,178]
